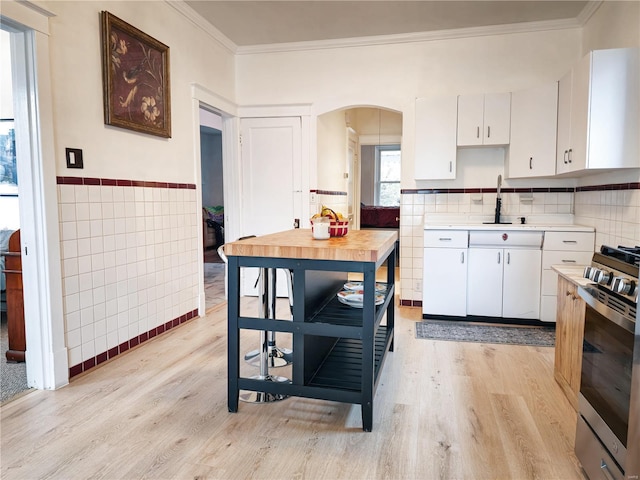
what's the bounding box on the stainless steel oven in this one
[576,246,639,480]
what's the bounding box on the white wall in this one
[8,0,238,379]
[237,28,582,191]
[316,109,347,192]
[582,1,640,54]
[46,0,235,181]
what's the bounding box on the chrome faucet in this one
[495,174,503,223]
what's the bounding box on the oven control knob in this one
[593,270,612,285]
[583,266,595,280]
[612,277,637,296]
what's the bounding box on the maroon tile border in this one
[575,182,640,192]
[68,308,199,379]
[400,299,422,307]
[57,176,196,189]
[312,189,347,196]
[402,183,639,195]
[401,187,574,194]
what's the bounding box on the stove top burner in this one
[600,245,640,268]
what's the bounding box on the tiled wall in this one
[575,184,640,250]
[399,183,640,305]
[57,177,200,377]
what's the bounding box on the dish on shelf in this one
[337,290,385,308]
[343,281,387,293]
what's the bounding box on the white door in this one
[503,249,542,319]
[423,248,467,316]
[240,117,301,296]
[467,248,503,317]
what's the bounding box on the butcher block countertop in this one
[551,264,593,287]
[225,228,398,263]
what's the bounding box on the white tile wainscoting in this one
[57,177,200,378]
[400,183,640,306]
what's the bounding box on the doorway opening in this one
[316,106,402,231]
[199,108,226,311]
[0,27,28,403]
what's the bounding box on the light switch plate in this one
[66,148,83,169]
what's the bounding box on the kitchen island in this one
[224,228,397,431]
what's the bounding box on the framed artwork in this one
[101,11,171,138]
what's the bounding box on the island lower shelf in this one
[306,326,392,391]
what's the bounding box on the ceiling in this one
[184,1,596,48]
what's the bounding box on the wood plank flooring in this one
[0,299,585,480]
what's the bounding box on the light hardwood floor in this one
[0,299,585,480]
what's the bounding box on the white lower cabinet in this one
[540,231,595,322]
[467,248,542,319]
[423,230,468,316]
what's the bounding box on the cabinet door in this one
[554,276,586,410]
[588,48,640,169]
[556,69,573,174]
[467,248,503,317]
[502,249,541,319]
[423,248,467,316]
[508,82,558,178]
[567,52,591,172]
[415,96,458,179]
[457,94,484,146]
[483,92,511,145]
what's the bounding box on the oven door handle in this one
[577,286,636,334]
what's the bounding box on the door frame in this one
[2,4,69,390]
[191,85,239,315]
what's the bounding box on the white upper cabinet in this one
[556,47,640,174]
[507,81,558,178]
[415,96,458,180]
[457,92,511,146]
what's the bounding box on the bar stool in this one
[217,241,291,403]
[239,266,289,403]
[217,242,293,368]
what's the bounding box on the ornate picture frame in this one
[101,11,171,138]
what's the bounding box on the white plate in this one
[343,282,387,293]
[336,290,385,308]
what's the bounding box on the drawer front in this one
[542,250,593,270]
[424,230,468,248]
[543,231,594,251]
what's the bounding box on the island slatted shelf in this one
[225,229,397,431]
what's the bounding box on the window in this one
[375,145,401,206]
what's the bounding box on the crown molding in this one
[236,17,585,55]
[165,1,237,54]
[577,1,604,25]
[168,0,601,57]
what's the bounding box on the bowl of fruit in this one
[310,206,349,237]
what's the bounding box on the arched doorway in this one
[315,106,402,230]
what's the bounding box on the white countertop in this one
[423,214,595,232]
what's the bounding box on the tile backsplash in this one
[57,177,199,377]
[400,183,640,305]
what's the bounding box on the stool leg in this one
[244,268,293,367]
[240,267,289,404]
